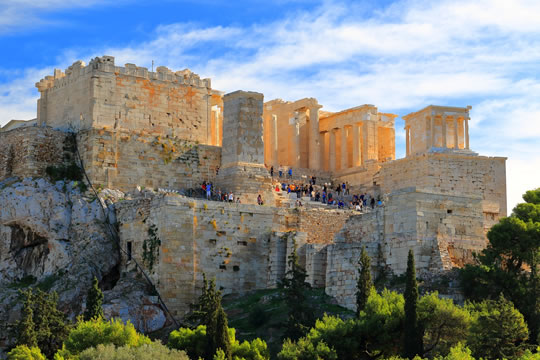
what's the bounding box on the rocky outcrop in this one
[0,178,168,353]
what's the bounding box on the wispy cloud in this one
[0,0,121,33]
[1,0,539,211]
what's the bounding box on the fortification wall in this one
[375,152,507,216]
[325,188,486,310]
[77,129,221,191]
[36,56,218,143]
[0,127,67,180]
[296,208,351,244]
[116,195,298,316]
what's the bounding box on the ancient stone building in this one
[0,56,507,313]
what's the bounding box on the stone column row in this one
[320,122,366,171]
[425,114,469,150]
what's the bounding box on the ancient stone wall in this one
[0,127,67,180]
[116,195,296,316]
[77,129,221,191]
[296,208,351,244]
[375,152,507,216]
[325,188,486,310]
[36,56,218,144]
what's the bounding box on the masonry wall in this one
[117,195,293,316]
[296,208,351,244]
[37,56,217,144]
[0,127,67,181]
[375,152,507,216]
[324,189,486,310]
[77,129,221,191]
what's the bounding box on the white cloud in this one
[0,0,122,33]
[1,0,539,212]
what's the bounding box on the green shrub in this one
[56,318,151,359]
[7,345,46,360]
[78,342,189,360]
[168,325,269,360]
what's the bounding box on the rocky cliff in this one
[0,177,167,353]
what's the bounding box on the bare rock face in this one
[102,276,167,333]
[0,178,119,348]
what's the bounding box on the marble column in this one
[293,112,301,167]
[406,127,410,157]
[309,106,321,170]
[430,116,434,148]
[352,123,360,167]
[340,127,348,170]
[320,132,327,171]
[329,129,336,171]
[465,117,470,149]
[453,116,459,149]
[215,109,220,146]
[272,114,278,166]
[442,115,447,148]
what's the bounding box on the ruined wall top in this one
[35,55,212,93]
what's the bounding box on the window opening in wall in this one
[447,209,453,214]
[233,265,240,272]
[219,265,226,270]
[127,241,132,261]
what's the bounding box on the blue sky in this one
[1,0,539,212]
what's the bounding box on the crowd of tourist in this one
[197,168,384,211]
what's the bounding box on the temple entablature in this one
[403,105,473,157]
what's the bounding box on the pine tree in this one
[356,246,372,316]
[404,249,423,358]
[84,276,104,321]
[280,239,314,341]
[16,289,37,348]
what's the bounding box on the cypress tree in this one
[281,238,314,341]
[13,289,70,359]
[197,275,231,360]
[83,276,104,321]
[404,249,422,358]
[214,300,232,360]
[356,246,372,316]
[16,289,37,348]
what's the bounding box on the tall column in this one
[272,114,278,166]
[293,113,301,167]
[465,117,470,149]
[215,107,221,146]
[406,127,410,157]
[430,116,434,148]
[340,127,348,170]
[309,106,321,170]
[453,116,458,149]
[320,132,327,170]
[352,123,360,167]
[329,129,336,171]
[425,116,430,150]
[442,115,447,148]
